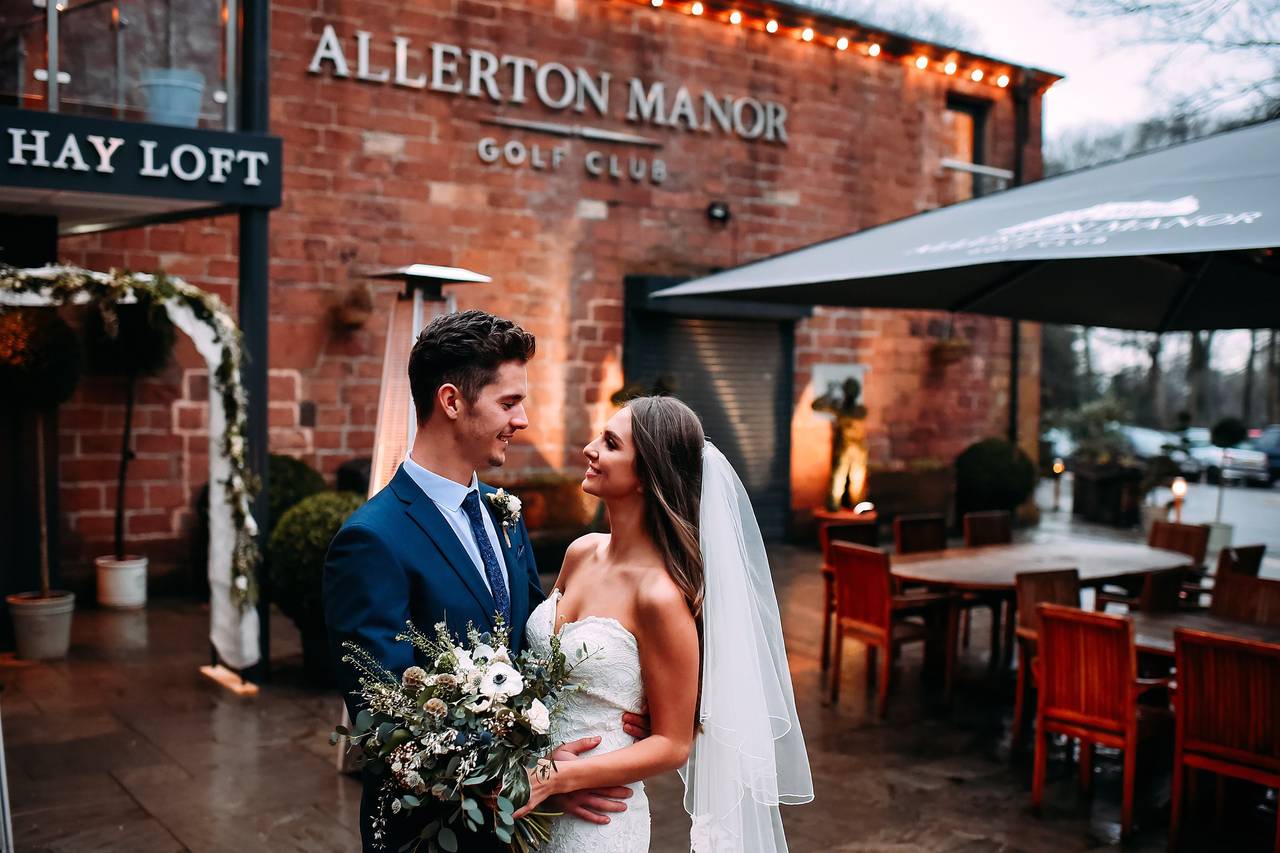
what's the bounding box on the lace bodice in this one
[524,590,651,852]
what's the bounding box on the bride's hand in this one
[514,758,561,819]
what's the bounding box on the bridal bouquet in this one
[334,620,589,852]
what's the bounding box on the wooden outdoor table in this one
[892,539,1191,670]
[1130,611,1280,656]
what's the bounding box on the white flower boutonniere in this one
[486,488,522,548]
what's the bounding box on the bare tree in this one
[795,0,983,47]
[1187,330,1215,424]
[1068,0,1280,119]
[1148,335,1166,427]
[1270,330,1280,423]
[1243,330,1258,424]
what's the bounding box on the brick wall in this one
[58,0,1047,583]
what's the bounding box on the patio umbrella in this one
[654,119,1280,331]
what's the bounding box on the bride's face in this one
[582,407,642,499]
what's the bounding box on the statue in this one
[812,376,869,512]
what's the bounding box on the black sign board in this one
[0,107,282,209]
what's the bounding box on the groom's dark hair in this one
[409,309,536,424]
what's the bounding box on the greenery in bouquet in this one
[335,619,595,852]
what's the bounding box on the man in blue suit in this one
[324,310,640,852]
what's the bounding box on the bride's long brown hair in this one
[624,395,705,617]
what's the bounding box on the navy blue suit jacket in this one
[323,463,544,851]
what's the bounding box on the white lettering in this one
[356,31,390,82]
[585,150,604,176]
[765,102,788,143]
[86,135,124,173]
[307,24,350,77]
[667,86,699,131]
[467,49,501,100]
[236,150,269,186]
[51,134,90,171]
[732,97,765,139]
[170,144,207,181]
[139,140,169,177]
[626,79,667,125]
[501,56,538,103]
[208,147,236,183]
[651,159,667,183]
[7,129,50,166]
[702,93,732,134]
[430,43,464,93]
[477,137,501,163]
[503,140,527,165]
[394,37,426,89]
[574,68,609,115]
[535,63,575,110]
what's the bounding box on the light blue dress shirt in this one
[402,454,510,597]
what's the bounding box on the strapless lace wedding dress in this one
[525,589,651,853]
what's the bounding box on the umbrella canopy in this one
[655,120,1280,331]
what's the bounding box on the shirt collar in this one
[403,453,478,511]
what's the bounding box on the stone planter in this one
[1071,463,1143,527]
[6,591,75,660]
[138,68,205,127]
[95,555,148,609]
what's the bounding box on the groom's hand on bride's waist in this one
[622,701,651,740]
[547,736,634,824]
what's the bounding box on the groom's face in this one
[458,360,529,468]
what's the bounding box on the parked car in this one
[1119,425,1201,480]
[1251,424,1280,484]
[1180,427,1270,486]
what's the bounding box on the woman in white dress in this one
[520,395,812,852]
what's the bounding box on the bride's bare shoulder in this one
[556,533,608,586]
[636,568,690,618]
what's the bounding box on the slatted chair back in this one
[1174,629,1280,775]
[820,522,878,564]
[1135,568,1183,612]
[1212,573,1280,627]
[1148,520,1211,569]
[1215,544,1266,579]
[893,513,947,555]
[830,541,893,635]
[963,510,1013,547]
[1036,603,1136,735]
[1015,570,1080,635]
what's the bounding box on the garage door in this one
[623,300,794,541]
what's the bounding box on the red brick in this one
[127,511,174,537]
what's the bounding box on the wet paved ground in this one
[4,486,1277,852]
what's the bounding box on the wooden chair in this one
[1211,572,1280,627]
[828,542,953,716]
[893,513,947,554]
[1031,604,1172,840]
[1011,569,1081,751]
[1170,629,1280,853]
[819,522,880,673]
[1098,521,1211,612]
[1183,545,1267,607]
[960,511,1014,653]
[1096,568,1183,614]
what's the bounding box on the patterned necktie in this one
[461,491,511,625]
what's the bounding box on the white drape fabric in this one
[680,443,813,852]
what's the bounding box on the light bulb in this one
[944,60,957,75]
[868,42,881,57]
[853,501,875,515]
[729,9,741,24]
[970,68,983,82]
[1052,458,1065,476]
[915,55,929,70]
[801,27,814,41]
[836,36,849,50]
[997,73,1010,87]
[651,0,663,6]
[690,1,703,14]
[1171,476,1188,498]
[766,19,778,33]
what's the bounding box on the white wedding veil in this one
[679,442,814,852]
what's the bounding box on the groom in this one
[324,310,641,852]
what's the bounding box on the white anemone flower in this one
[473,643,496,662]
[526,698,551,734]
[453,648,476,675]
[490,646,512,665]
[479,662,524,701]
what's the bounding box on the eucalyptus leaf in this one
[438,827,458,852]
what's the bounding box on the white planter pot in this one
[95,555,148,609]
[5,591,75,660]
[1205,522,1234,566]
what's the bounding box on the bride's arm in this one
[518,583,699,814]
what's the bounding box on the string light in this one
[651,0,662,6]
[868,42,881,57]
[765,19,778,33]
[690,1,703,15]
[801,27,814,41]
[996,73,1010,87]
[729,9,741,24]
[970,68,983,82]
[915,55,929,70]
[944,60,957,75]
[836,36,849,50]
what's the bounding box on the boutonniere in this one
[486,489,522,548]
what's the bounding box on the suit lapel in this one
[481,483,528,640]
[390,465,497,629]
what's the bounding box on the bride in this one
[520,395,813,852]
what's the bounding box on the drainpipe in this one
[1007,75,1033,447]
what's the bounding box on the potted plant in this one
[85,296,176,609]
[954,438,1038,521]
[267,490,365,686]
[811,377,869,511]
[1062,399,1142,526]
[137,10,205,127]
[1,308,82,659]
[1205,416,1246,555]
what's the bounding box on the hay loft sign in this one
[307,24,790,184]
